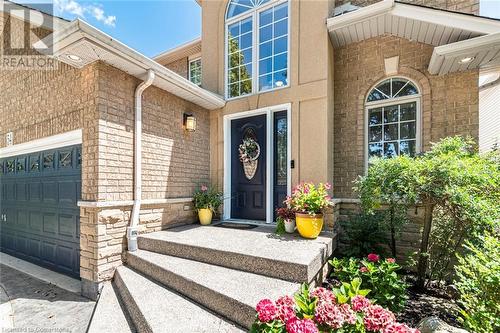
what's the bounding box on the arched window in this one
[226,0,289,99]
[366,77,421,166]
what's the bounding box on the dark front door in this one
[0,145,81,278]
[231,114,267,221]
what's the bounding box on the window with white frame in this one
[226,0,289,99]
[189,58,202,86]
[366,78,420,165]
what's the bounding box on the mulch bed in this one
[323,274,463,328]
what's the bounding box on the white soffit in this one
[34,20,225,110]
[327,0,500,75]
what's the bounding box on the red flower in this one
[275,295,296,322]
[360,266,369,273]
[386,258,396,264]
[311,287,336,305]
[314,302,344,329]
[363,305,396,331]
[367,253,380,262]
[383,322,421,333]
[285,317,319,333]
[256,299,277,322]
[351,295,371,312]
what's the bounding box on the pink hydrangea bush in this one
[251,284,419,333]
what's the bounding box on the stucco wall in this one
[203,0,336,193]
[333,35,479,198]
[334,0,480,15]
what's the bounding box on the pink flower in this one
[339,303,357,325]
[286,317,319,333]
[315,302,344,329]
[363,305,396,331]
[256,299,277,322]
[383,323,421,333]
[275,295,296,322]
[351,295,371,312]
[311,287,336,305]
[324,183,332,190]
[367,253,380,262]
[201,185,208,192]
[360,266,369,273]
[386,258,396,264]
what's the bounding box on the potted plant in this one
[276,206,296,234]
[286,182,332,239]
[192,185,222,225]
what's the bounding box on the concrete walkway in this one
[0,264,95,333]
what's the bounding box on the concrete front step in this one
[127,249,300,328]
[114,266,245,333]
[137,224,335,283]
[88,281,135,333]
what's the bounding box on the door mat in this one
[213,223,259,230]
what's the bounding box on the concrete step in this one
[88,281,135,333]
[137,224,334,283]
[127,249,300,328]
[114,265,245,333]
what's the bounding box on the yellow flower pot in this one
[295,213,324,239]
[198,208,213,225]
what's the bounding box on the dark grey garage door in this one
[0,145,81,278]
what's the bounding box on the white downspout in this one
[127,69,155,252]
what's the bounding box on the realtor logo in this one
[0,1,58,70]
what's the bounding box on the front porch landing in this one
[137,223,337,283]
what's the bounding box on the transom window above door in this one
[226,0,289,99]
[366,77,421,166]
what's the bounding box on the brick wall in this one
[164,57,188,79]
[95,62,210,202]
[334,0,480,15]
[333,35,479,198]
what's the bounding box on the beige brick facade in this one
[333,35,479,198]
[164,57,189,79]
[334,0,480,15]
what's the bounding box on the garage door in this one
[0,145,81,278]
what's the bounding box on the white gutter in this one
[127,69,155,252]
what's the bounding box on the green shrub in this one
[329,255,407,312]
[338,212,388,258]
[455,233,500,333]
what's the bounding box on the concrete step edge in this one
[137,236,310,282]
[127,250,264,328]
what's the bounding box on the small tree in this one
[355,155,418,257]
[412,137,499,287]
[356,137,500,288]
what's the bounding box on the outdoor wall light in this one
[459,56,474,64]
[66,54,82,62]
[183,113,196,132]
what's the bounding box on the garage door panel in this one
[59,181,77,205]
[0,145,81,278]
[29,182,41,202]
[58,213,76,238]
[42,181,58,204]
[29,211,42,231]
[42,213,57,234]
[17,210,28,228]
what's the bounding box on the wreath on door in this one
[239,137,261,180]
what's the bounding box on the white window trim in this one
[364,91,422,171]
[188,57,202,86]
[0,129,82,158]
[224,0,290,101]
[223,103,292,223]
